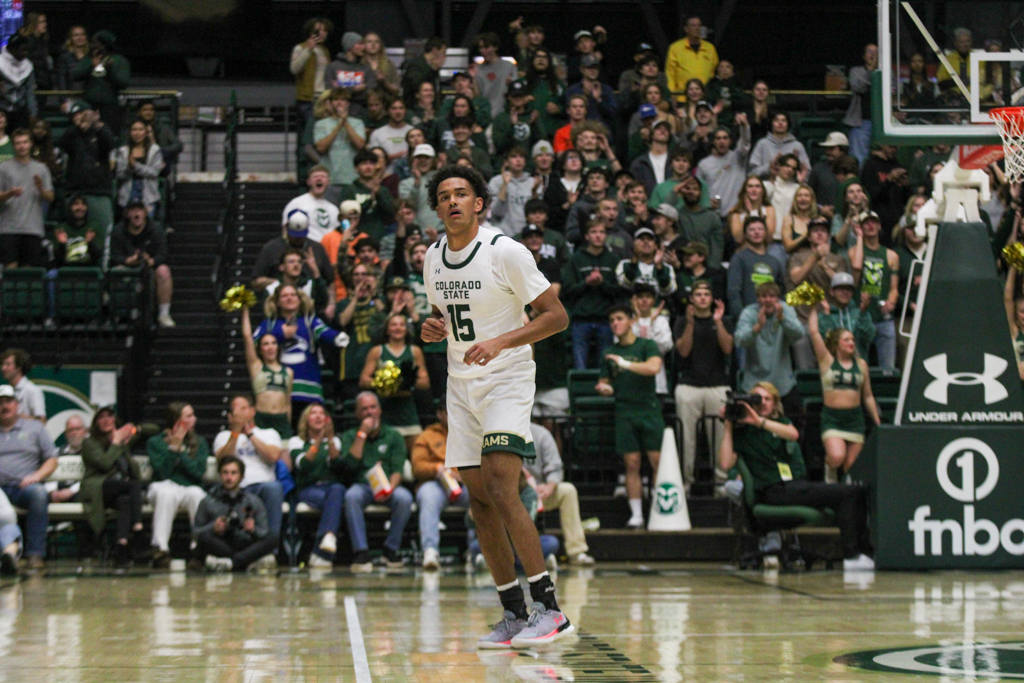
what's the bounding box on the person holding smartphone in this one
[291,17,333,137]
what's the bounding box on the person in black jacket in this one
[109,202,175,327]
[192,456,278,573]
[59,101,115,236]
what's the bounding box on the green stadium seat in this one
[735,444,836,530]
[1,268,47,322]
[55,267,104,321]
[108,266,148,323]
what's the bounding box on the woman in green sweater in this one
[289,404,346,567]
[146,402,210,568]
[80,407,155,567]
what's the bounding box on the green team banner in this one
[897,223,1024,425]
[855,426,1024,569]
[14,366,120,446]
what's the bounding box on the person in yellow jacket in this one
[411,397,470,570]
[666,16,719,99]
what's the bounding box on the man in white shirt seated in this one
[213,394,285,537]
[280,165,340,243]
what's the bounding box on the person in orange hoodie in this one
[412,396,470,571]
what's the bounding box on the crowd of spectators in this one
[3,13,1024,574]
[0,15,182,327]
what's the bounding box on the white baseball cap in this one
[413,143,436,158]
[819,132,850,147]
[0,385,15,399]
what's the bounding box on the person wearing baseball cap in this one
[806,131,852,216]
[530,140,556,194]
[675,239,726,306]
[816,271,877,362]
[520,198,569,264]
[566,49,617,133]
[0,381,57,572]
[616,226,677,299]
[568,26,607,84]
[252,208,333,296]
[849,209,899,369]
[397,144,441,234]
[492,81,538,159]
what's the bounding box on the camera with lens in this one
[724,391,763,421]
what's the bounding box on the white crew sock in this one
[158,303,171,317]
[628,498,642,520]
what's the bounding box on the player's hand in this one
[421,316,447,343]
[463,338,505,367]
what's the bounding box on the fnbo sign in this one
[855,427,1024,569]
[908,438,1024,558]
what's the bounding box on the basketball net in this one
[990,107,1024,183]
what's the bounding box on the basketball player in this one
[422,166,575,648]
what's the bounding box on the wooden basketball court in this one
[3,563,1022,682]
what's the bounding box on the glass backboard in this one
[879,0,1024,143]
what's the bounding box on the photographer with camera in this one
[718,382,875,571]
[192,456,278,573]
[71,30,129,136]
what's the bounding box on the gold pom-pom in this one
[786,281,826,307]
[371,361,403,398]
[219,285,257,312]
[1003,243,1024,273]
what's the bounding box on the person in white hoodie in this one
[630,284,673,395]
[0,34,36,131]
[487,146,534,236]
[748,111,809,180]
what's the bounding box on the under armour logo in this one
[923,353,1008,405]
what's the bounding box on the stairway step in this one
[150,364,247,379]
[149,378,251,392]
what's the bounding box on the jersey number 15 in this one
[446,304,476,342]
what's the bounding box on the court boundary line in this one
[345,596,373,683]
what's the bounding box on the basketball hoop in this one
[990,107,1024,182]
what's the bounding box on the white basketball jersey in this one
[424,226,551,379]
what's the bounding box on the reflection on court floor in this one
[2,564,1024,682]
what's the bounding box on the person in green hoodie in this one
[71,30,129,137]
[146,402,210,569]
[80,407,157,567]
[562,220,627,368]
